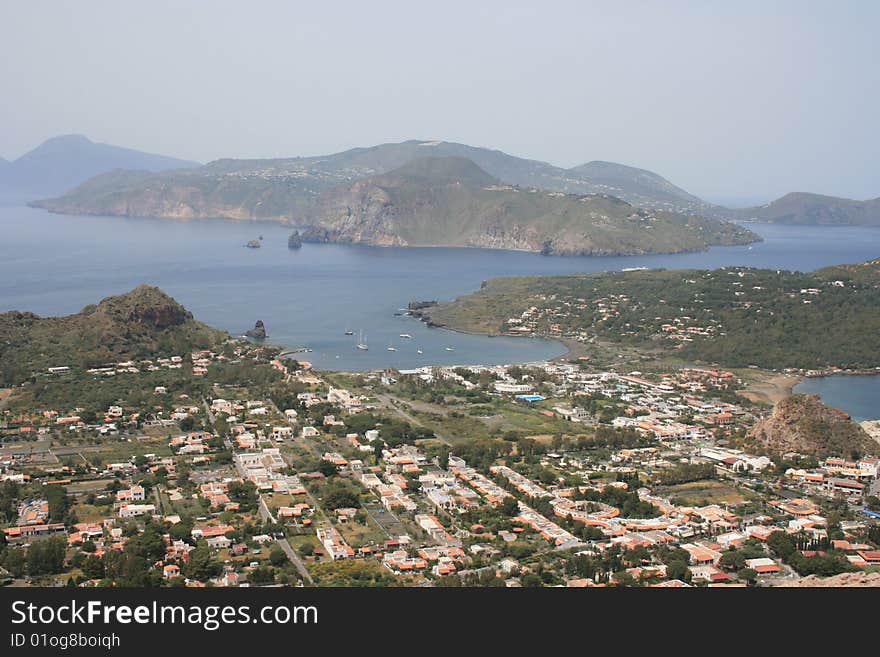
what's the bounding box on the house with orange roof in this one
[681,542,723,565]
[745,557,781,574]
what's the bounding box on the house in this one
[745,557,781,574]
[116,485,145,502]
[681,543,723,565]
[117,503,156,518]
[206,536,232,549]
[163,564,181,579]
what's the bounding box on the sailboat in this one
[387,343,396,352]
[416,349,423,355]
[356,330,369,350]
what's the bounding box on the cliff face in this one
[300,157,758,256]
[747,393,878,458]
[302,181,404,246]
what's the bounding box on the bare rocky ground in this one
[777,572,880,587]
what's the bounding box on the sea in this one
[793,376,880,422]
[2,206,880,383]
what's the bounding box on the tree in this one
[666,560,689,581]
[182,542,221,582]
[250,566,275,584]
[318,460,338,477]
[1,547,25,578]
[520,572,543,587]
[322,486,359,510]
[44,485,70,524]
[737,568,758,585]
[227,481,259,512]
[125,522,166,562]
[82,554,105,580]
[269,547,287,567]
[766,531,796,560]
[27,536,66,577]
[500,496,519,517]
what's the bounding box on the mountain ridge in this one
[0,134,199,202]
[299,156,758,255]
[740,191,880,226]
[32,138,723,220]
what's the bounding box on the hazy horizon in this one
[2,1,878,205]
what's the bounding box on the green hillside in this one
[302,157,756,256]
[422,258,880,369]
[0,286,228,385]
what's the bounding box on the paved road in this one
[258,497,314,585]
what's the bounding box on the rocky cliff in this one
[747,393,878,458]
[301,157,757,256]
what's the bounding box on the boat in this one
[344,329,354,335]
[356,330,369,351]
[416,349,423,354]
[399,333,412,339]
[445,346,455,351]
[387,345,396,352]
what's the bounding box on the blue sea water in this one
[794,375,880,422]
[2,206,880,371]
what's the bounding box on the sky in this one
[1,0,878,206]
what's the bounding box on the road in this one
[258,497,314,585]
[375,393,452,447]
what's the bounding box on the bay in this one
[2,206,880,371]
[793,375,880,422]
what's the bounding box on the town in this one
[2,333,879,589]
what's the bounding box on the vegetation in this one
[0,285,227,386]
[304,157,756,256]
[425,259,880,370]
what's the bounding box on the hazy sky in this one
[1,1,878,205]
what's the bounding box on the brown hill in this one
[747,393,878,459]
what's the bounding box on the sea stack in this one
[245,320,266,339]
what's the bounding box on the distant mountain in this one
[0,134,199,203]
[33,139,723,220]
[0,285,227,386]
[569,161,707,209]
[300,156,757,256]
[741,192,880,226]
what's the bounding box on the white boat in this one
[344,329,354,335]
[445,346,454,351]
[399,333,412,339]
[387,344,396,351]
[356,330,369,351]
[416,349,423,354]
